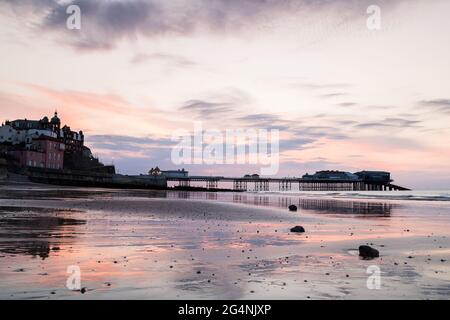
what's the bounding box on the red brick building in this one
[12,137,65,169]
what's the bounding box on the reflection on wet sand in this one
[0,207,85,259]
[0,187,395,217]
[168,191,394,217]
[234,194,393,216]
[0,186,449,300]
[295,199,392,216]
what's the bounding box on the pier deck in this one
[167,176,410,191]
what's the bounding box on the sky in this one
[0,0,449,189]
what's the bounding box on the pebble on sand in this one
[290,226,305,233]
[358,245,379,259]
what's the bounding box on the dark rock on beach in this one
[290,226,305,233]
[288,205,298,212]
[359,245,379,259]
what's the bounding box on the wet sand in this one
[0,184,449,299]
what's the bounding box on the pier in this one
[166,175,410,192]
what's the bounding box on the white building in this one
[25,129,57,145]
[0,124,23,144]
[161,169,189,178]
[0,123,56,146]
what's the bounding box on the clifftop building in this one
[1,112,83,150]
[1,112,113,173]
[10,136,65,170]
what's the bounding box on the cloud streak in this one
[179,100,234,119]
[420,99,450,115]
[3,0,401,51]
[354,117,422,129]
[131,52,196,67]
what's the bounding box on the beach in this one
[0,183,449,299]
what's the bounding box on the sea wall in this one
[111,174,167,189]
[27,167,167,189]
[0,158,7,180]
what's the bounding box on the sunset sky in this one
[1,0,449,189]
